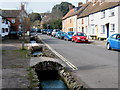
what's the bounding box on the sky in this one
[0,0,86,13]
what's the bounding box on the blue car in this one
[64,32,74,41]
[55,32,66,39]
[42,29,48,34]
[47,29,53,35]
[106,33,120,50]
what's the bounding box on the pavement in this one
[89,39,106,47]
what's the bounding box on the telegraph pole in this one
[21,2,28,50]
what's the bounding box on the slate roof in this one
[62,9,75,20]
[62,1,120,20]
[78,1,120,18]
[1,10,21,18]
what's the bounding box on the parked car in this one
[41,29,48,34]
[30,30,37,36]
[106,33,120,50]
[47,29,53,35]
[37,29,41,33]
[17,31,23,36]
[72,32,88,43]
[51,29,61,37]
[55,31,66,39]
[64,32,74,41]
[8,31,19,39]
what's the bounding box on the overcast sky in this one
[0,0,86,13]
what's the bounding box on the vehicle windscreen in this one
[77,33,87,36]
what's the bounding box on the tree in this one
[29,13,41,22]
[40,2,74,29]
[52,2,75,16]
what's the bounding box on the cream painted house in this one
[62,9,77,32]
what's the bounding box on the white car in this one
[51,29,61,37]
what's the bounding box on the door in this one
[106,23,109,38]
[82,27,84,33]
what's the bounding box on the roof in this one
[62,2,91,20]
[62,1,120,20]
[78,1,120,18]
[1,10,21,18]
[62,9,75,20]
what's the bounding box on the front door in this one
[106,23,109,38]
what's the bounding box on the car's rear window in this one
[68,32,74,35]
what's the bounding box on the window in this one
[91,15,94,21]
[111,24,115,32]
[19,18,22,23]
[6,28,8,32]
[6,21,8,24]
[77,33,87,36]
[70,19,72,23]
[82,19,84,24]
[2,28,5,33]
[110,10,115,17]
[2,19,4,23]
[101,11,105,19]
[101,25,105,34]
[111,34,117,39]
[11,19,15,23]
[91,24,94,34]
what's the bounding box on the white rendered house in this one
[77,1,120,40]
[88,5,120,39]
[0,16,10,37]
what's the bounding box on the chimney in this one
[21,3,25,11]
[69,5,74,11]
[78,2,83,7]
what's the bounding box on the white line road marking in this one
[38,35,78,70]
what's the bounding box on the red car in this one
[72,32,88,43]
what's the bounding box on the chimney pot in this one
[21,3,25,11]
[78,2,83,7]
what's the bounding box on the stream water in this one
[40,80,68,90]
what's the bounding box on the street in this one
[39,34,118,88]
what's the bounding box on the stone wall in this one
[29,61,84,89]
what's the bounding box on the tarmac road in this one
[39,34,118,88]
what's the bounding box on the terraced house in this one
[62,0,120,40]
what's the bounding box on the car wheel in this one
[72,39,74,42]
[107,43,111,50]
[64,38,66,40]
[66,38,69,41]
[75,40,78,43]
